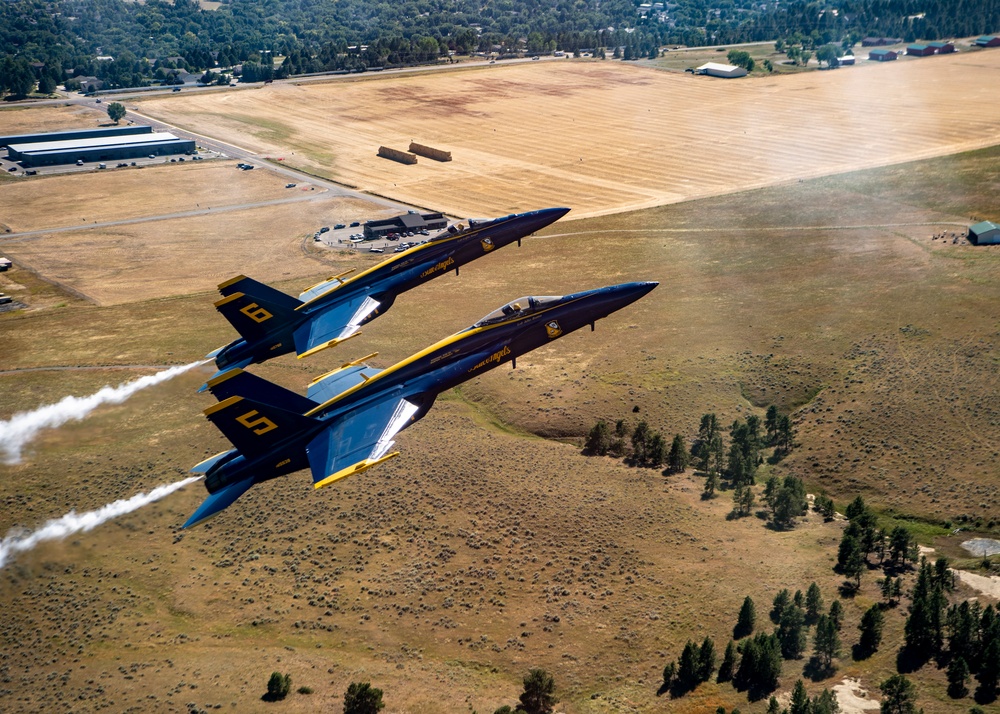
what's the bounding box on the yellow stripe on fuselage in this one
[295,222,499,311]
[303,294,584,417]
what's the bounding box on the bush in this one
[263,672,291,701]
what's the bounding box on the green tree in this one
[976,637,1000,702]
[829,600,844,632]
[805,582,823,623]
[703,468,720,499]
[812,613,840,670]
[698,636,717,683]
[811,689,839,714]
[107,101,126,124]
[667,434,688,473]
[764,405,779,444]
[879,674,918,714]
[718,640,737,683]
[661,661,676,691]
[947,656,969,699]
[495,707,514,714]
[772,476,807,529]
[735,596,756,639]
[789,679,810,714]
[778,602,807,659]
[631,421,650,465]
[584,420,611,455]
[726,49,755,71]
[857,604,884,657]
[343,682,384,714]
[771,589,791,624]
[816,43,840,67]
[38,73,56,94]
[265,672,292,701]
[648,432,667,468]
[676,640,701,693]
[517,669,556,714]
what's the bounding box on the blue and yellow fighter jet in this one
[185,281,657,527]
[203,207,570,386]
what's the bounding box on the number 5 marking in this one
[240,303,273,323]
[237,410,278,435]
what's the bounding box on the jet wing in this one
[292,295,381,359]
[306,397,418,489]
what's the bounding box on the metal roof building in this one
[8,132,195,167]
[0,125,151,149]
[969,221,1000,245]
[363,212,448,239]
[869,49,898,61]
[975,35,1000,47]
[695,62,748,78]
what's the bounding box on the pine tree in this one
[718,640,737,683]
[858,604,884,657]
[879,674,919,714]
[778,603,807,659]
[829,600,844,632]
[667,434,688,473]
[735,596,756,639]
[584,421,611,455]
[812,613,840,669]
[789,679,810,714]
[947,656,969,699]
[662,661,676,691]
[517,669,556,714]
[805,582,823,623]
[343,681,384,714]
[676,640,701,693]
[771,589,791,624]
[698,637,717,683]
[976,638,1000,703]
[811,689,839,714]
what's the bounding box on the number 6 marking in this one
[240,303,273,323]
[237,410,278,434]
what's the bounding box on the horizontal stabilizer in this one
[198,359,253,393]
[306,397,418,488]
[306,362,383,404]
[205,395,319,457]
[183,476,255,528]
[191,449,238,474]
[206,368,317,413]
[292,294,380,359]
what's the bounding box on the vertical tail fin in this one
[214,276,303,342]
[206,368,317,414]
[204,395,318,457]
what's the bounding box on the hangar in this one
[968,221,1000,245]
[8,131,196,167]
[695,62,748,78]
[0,125,152,149]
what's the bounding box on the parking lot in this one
[0,149,221,178]
[313,223,442,254]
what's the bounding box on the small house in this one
[906,44,935,57]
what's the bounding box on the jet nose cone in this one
[520,207,570,232]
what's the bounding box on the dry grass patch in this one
[0,161,310,233]
[1,196,393,305]
[139,53,1000,220]
[0,103,107,136]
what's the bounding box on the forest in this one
[2,0,999,95]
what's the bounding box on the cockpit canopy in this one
[474,295,564,327]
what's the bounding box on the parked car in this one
[369,247,384,253]
[320,226,330,233]
[334,223,346,230]
[350,221,360,227]
[286,183,296,188]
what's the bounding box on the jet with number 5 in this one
[185,280,657,527]
[202,207,569,387]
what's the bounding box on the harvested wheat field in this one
[139,52,1000,219]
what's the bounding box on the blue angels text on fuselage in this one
[202,207,570,387]
[185,281,657,527]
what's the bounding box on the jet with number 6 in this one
[202,207,569,388]
[185,281,657,527]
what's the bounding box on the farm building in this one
[862,37,903,46]
[969,221,1000,245]
[928,41,955,54]
[975,36,1000,47]
[695,62,748,78]
[840,55,856,64]
[869,49,898,62]
[363,211,448,239]
[8,131,195,167]
[906,44,935,57]
[1,125,151,150]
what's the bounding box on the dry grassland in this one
[1,200,381,305]
[139,52,1000,220]
[0,161,304,233]
[0,102,108,137]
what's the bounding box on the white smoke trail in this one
[0,361,204,465]
[0,476,202,570]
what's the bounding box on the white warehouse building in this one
[695,62,748,78]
